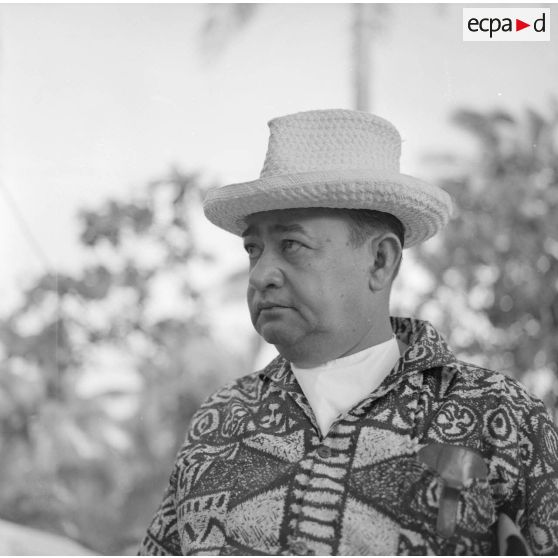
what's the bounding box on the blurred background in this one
[0,3,557,554]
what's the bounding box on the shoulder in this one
[448,360,548,414]
[181,356,285,445]
[198,356,282,411]
[427,360,554,444]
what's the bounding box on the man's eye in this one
[244,244,261,258]
[282,239,303,253]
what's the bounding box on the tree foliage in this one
[414,104,558,415]
[0,169,247,553]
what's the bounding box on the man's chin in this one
[257,322,301,348]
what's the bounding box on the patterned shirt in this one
[138,317,558,555]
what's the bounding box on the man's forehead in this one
[242,208,345,237]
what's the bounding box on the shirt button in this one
[317,445,331,459]
[291,540,309,555]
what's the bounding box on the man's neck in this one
[285,317,395,369]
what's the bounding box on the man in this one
[138,109,558,555]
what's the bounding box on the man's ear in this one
[368,233,403,292]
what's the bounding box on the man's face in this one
[243,208,377,367]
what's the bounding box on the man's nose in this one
[248,251,285,291]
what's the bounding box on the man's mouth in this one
[256,302,291,316]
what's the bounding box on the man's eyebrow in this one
[241,225,257,238]
[241,223,309,237]
[271,223,308,235]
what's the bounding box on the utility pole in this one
[352,4,385,112]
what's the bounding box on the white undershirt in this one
[291,337,401,436]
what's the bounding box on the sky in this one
[0,3,557,315]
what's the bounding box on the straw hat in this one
[203,109,453,248]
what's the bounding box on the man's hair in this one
[337,208,405,282]
[340,209,405,249]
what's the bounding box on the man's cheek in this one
[246,290,258,324]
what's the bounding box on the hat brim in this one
[202,169,453,248]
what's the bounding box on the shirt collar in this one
[258,317,457,394]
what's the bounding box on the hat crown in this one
[260,109,402,178]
